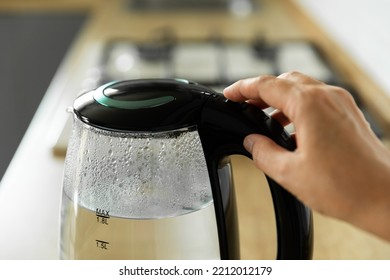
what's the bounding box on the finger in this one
[224,75,298,118]
[223,76,288,104]
[244,134,293,186]
[278,71,324,85]
[223,72,322,102]
[223,76,271,104]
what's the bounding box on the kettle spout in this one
[66,106,75,114]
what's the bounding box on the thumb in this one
[244,134,293,185]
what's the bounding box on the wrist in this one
[350,146,390,242]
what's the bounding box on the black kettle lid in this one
[73,79,216,132]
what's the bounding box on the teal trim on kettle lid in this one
[174,78,190,84]
[93,81,175,109]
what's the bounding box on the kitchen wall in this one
[295,0,390,97]
[0,12,86,179]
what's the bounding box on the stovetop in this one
[96,36,338,92]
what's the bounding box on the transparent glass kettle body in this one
[60,117,220,259]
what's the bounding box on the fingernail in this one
[223,85,232,95]
[243,135,254,153]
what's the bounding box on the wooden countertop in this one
[0,0,389,260]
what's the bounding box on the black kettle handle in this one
[198,94,313,260]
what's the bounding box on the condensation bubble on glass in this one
[63,117,213,219]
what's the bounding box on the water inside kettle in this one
[60,119,220,259]
[60,194,220,259]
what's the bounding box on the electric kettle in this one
[60,79,313,260]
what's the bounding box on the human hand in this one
[223,72,390,241]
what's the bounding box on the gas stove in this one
[96,36,337,92]
[93,35,382,136]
